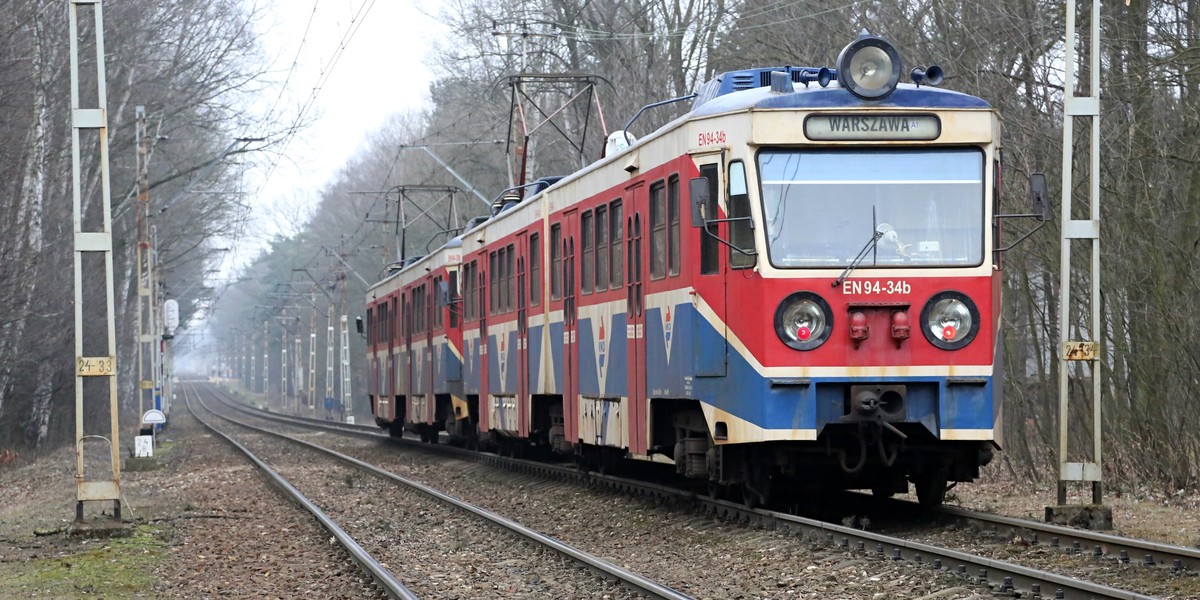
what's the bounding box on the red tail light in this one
[891,310,911,343]
[849,310,869,343]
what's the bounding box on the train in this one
[364,33,1048,507]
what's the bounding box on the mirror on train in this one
[689,177,709,227]
[994,170,1053,255]
[1029,172,1050,222]
[354,315,364,335]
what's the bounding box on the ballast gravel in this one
[2,382,1196,599]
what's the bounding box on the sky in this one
[229,0,446,269]
[183,0,448,363]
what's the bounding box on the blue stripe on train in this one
[456,302,992,435]
[637,303,994,434]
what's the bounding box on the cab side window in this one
[699,164,721,275]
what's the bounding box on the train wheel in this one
[913,472,947,507]
[387,419,404,438]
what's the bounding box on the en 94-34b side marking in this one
[841,280,911,295]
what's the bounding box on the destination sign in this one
[805,114,940,141]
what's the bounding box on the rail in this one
[181,384,419,600]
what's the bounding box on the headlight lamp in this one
[775,292,832,351]
[920,291,980,349]
[836,34,903,100]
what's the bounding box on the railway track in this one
[185,383,692,600]
[182,385,416,599]
[806,490,1200,595]
[931,501,1200,575]
[205,383,1194,599]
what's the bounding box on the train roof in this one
[367,65,992,296]
[693,81,990,118]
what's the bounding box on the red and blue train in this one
[365,34,1043,507]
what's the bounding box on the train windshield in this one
[757,148,984,268]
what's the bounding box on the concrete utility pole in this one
[69,0,122,522]
[319,245,359,422]
[261,320,269,396]
[1049,0,1110,530]
[308,293,317,410]
[328,247,355,423]
[247,331,255,391]
[340,315,352,422]
[325,306,335,418]
[151,225,164,415]
[280,309,289,410]
[134,106,155,433]
[293,333,302,412]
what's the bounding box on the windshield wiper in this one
[832,228,883,288]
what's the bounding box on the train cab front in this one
[683,33,1005,506]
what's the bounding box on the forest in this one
[1,0,1198,493]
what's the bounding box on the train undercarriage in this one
[374,394,993,508]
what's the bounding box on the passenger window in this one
[650,180,666,279]
[505,244,514,312]
[530,234,541,305]
[489,251,498,315]
[595,206,608,290]
[551,224,562,300]
[668,175,680,276]
[610,201,623,286]
[582,211,594,294]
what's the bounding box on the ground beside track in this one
[0,401,384,599]
[1,383,1198,597]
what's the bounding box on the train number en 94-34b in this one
[840,279,912,295]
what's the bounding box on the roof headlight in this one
[836,34,903,100]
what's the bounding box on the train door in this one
[625,184,648,454]
[404,293,414,425]
[694,157,727,377]
[562,210,580,446]
[477,266,490,433]
[387,296,397,421]
[516,234,530,436]
[426,282,436,424]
